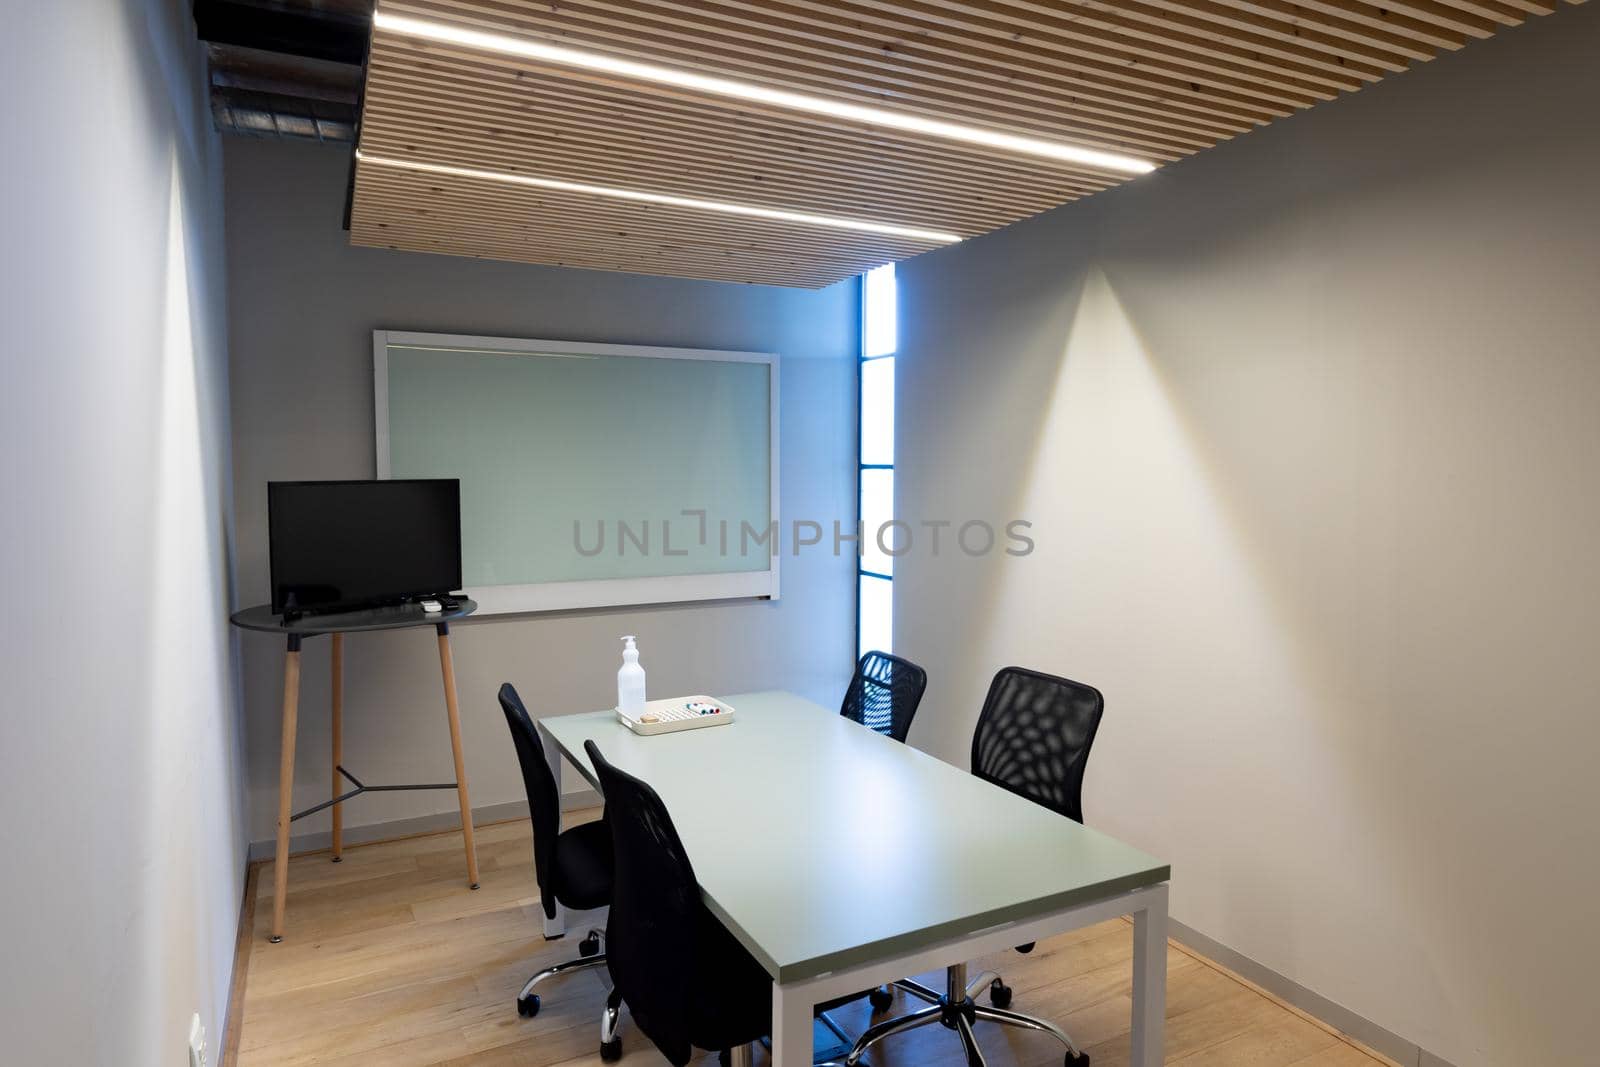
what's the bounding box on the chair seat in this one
[552,819,614,912]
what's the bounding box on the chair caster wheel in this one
[579,932,602,958]
[600,1037,622,1061]
[1065,1052,1089,1065]
[1015,942,1036,954]
[989,979,1013,1009]
[516,993,540,1018]
[869,986,895,1012]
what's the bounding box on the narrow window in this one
[858,264,896,657]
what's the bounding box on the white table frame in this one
[769,882,1168,1067]
[535,719,1168,1067]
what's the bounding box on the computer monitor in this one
[267,479,462,615]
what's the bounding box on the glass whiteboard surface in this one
[377,332,778,614]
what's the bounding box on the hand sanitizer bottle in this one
[617,635,647,712]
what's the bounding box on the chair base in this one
[515,929,606,1015]
[833,964,1088,1067]
[516,928,624,1060]
[601,986,624,1062]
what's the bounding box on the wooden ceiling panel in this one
[352,0,1585,287]
[351,164,944,285]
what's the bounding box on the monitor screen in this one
[268,480,462,614]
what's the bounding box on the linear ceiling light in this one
[357,152,965,243]
[372,10,1157,176]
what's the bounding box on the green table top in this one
[540,690,1170,984]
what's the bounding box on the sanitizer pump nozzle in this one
[617,635,647,712]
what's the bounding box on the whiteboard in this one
[375,331,779,615]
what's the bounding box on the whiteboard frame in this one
[374,330,780,616]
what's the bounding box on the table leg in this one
[770,983,813,1067]
[330,632,344,863]
[270,635,303,943]
[1130,883,1169,1067]
[436,623,480,889]
[535,719,567,939]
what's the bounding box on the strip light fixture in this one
[372,10,1157,176]
[356,152,966,243]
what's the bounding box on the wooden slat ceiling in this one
[351,0,1584,287]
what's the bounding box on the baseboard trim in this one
[1166,917,1446,1067]
[219,860,259,1067]
[246,789,601,861]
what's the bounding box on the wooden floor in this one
[231,813,1391,1067]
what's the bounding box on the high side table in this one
[230,600,481,942]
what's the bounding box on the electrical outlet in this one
[187,1013,207,1067]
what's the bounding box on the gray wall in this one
[895,9,1599,1067]
[223,138,859,849]
[0,1,245,1063]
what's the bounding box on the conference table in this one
[538,690,1170,1066]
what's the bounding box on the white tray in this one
[616,694,737,736]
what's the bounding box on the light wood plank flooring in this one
[231,814,1391,1067]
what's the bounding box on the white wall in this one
[0,2,245,1064]
[895,9,1599,1067]
[223,138,859,848]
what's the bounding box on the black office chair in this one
[846,666,1104,1067]
[499,683,619,1046]
[839,650,928,743]
[586,739,772,1066]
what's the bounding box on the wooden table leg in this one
[330,632,344,863]
[436,622,480,889]
[271,634,303,943]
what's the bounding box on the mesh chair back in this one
[839,650,929,743]
[970,666,1104,824]
[498,683,563,919]
[586,740,700,1066]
